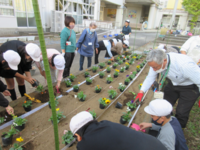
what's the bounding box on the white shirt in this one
[180,36,200,64]
[141,53,200,92]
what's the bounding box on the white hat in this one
[144,99,172,116]
[124,35,129,40]
[125,20,130,23]
[53,55,65,70]
[25,43,41,62]
[123,40,129,47]
[3,50,21,70]
[70,111,93,135]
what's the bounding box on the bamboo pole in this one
[32,0,59,150]
[133,18,138,51]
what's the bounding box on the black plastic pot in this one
[107,62,111,65]
[129,107,135,111]
[136,58,138,60]
[65,142,73,147]
[1,134,13,146]
[137,70,140,73]
[123,60,125,62]
[95,89,101,93]
[66,84,71,87]
[124,81,129,85]
[99,75,104,78]
[99,104,105,109]
[99,66,104,69]
[114,75,118,78]
[107,80,111,84]
[115,102,123,109]
[23,106,32,112]
[120,89,124,92]
[120,116,127,124]
[107,70,111,73]
[120,70,124,73]
[93,70,97,73]
[125,67,129,70]
[70,79,74,82]
[127,58,129,60]
[73,88,79,92]
[14,124,25,131]
[113,66,116,69]
[129,77,133,81]
[85,75,89,78]
[109,95,115,99]
[32,80,39,87]
[79,98,85,102]
[86,81,92,85]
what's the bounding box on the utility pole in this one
[170,0,179,29]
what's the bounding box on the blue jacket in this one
[122,25,131,35]
[76,28,99,57]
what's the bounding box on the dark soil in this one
[34,90,50,103]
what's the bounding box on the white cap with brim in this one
[123,40,129,47]
[25,43,41,62]
[125,20,130,23]
[3,50,21,70]
[70,111,93,135]
[54,55,65,70]
[144,99,172,116]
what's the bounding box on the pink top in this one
[35,49,64,81]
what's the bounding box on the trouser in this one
[8,85,26,101]
[63,52,75,78]
[95,41,106,64]
[79,55,92,71]
[164,80,199,128]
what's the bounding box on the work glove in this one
[135,93,144,102]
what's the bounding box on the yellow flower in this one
[16,137,23,142]
[78,82,81,84]
[13,115,17,119]
[56,108,60,111]
[140,83,143,86]
[102,98,106,101]
[133,56,136,59]
[105,100,111,104]
[115,69,119,72]
[125,62,129,65]
[97,85,99,87]
[137,65,140,69]
[70,74,72,76]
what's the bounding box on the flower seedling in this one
[36,84,45,94]
[125,62,129,69]
[99,71,105,78]
[124,78,130,85]
[69,74,76,82]
[62,131,75,145]
[99,62,106,68]
[113,63,118,68]
[108,89,117,99]
[73,85,79,92]
[118,84,126,92]
[122,57,126,62]
[12,115,27,127]
[77,91,86,101]
[121,110,132,122]
[119,55,123,58]
[3,125,19,139]
[126,101,137,111]
[89,110,97,119]
[107,60,112,65]
[49,108,66,123]
[84,71,90,77]
[10,137,24,150]
[139,83,143,89]
[120,67,125,73]
[129,74,135,80]
[22,100,32,108]
[136,67,141,72]
[92,66,99,72]
[106,66,111,72]
[86,77,93,84]
[95,85,102,93]
[106,76,113,84]
[114,70,119,77]
[126,55,130,60]
[129,60,134,65]
[132,71,137,76]
[99,98,111,107]
[116,57,120,61]
[65,80,72,87]
[118,60,123,65]
[0,117,4,125]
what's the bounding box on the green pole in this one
[133,18,138,51]
[32,0,59,150]
[153,29,159,49]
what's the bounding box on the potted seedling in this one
[108,89,117,99]
[139,63,144,68]
[92,66,98,73]
[126,55,130,60]
[126,101,137,111]
[10,137,24,150]
[116,57,120,61]
[118,60,123,65]
[107,60,112,65]
[122,57,126,62]
[69,74,76,82]
[22,100,32,112]
[84,71,90,77]
[12,115,27,131]
[113,70,119,78]
[106,75,113,84]
[118,84,126,92]
[77,91,86,102]
[119,55,123,58]
[49,97,59,109]
[1,125,19,146]
[95,85,102,93]
[124,78,130,85]
[129,60,134,65]
[99,62,106,69]
[138,83,142,90]
[98,98,111,109]
[120,110,132,124]
[99,71,105,78]
[136,67,141,73]
[113,63,118,69]
[0,117,4,125]
[49,108,66,124]
[106,66,111,73]
[36,84,45,94]
[62,131,74,147]
[89,110,97,119]
[120,67,125,73]
[129,74,135,80]
[86,77,93,85]
[125,62,129,70]
[132,71,137,76]
[65,80,72,87]
[73,85,79,92]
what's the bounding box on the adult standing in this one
[0,41,41,100]
[35,49,65,90]
[121,20,131,35]
[76,22,99,71]
[135,50,200,128]
[60,16,76,78]
[180,35,200,64]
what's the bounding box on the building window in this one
[0,0,13,6]
[74,3,77,12]
[0,0,14,16]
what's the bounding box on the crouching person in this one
[70,111,167,150]
[139,99,188,150]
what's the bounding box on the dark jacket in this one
[122,25,131,35]
[77,120,167,150]
[0,80,9,107]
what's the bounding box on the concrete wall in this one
[104,0,123,6]
[167,0,184,9]
[0,16,17,28]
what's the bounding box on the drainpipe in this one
[169,0,179,29]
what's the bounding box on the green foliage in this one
[89,110,96,119]
[108,89,117,99]
[65,80,72,87]
[107,60,112,64]
[129,74,135,80]
[125,78,130,83]
[77,91,86,100]
[118,60,123,65]
[106,66,111,71]
[69,74,76,81]
[62,131,74,144]
[126,101,137,109]
[182,0,200,31]
[99,62,105,68]
[114,71,119,76]
[126,55,130,59]
[106,76,113,82]
[116,57,120,61]
[36,84,44,93]
[3,125,19,138]
[84,71,90,77]
[49,110,66,123]
[132,71,137,75]
[113,63,118,67]
[13,116,27,126]
[120,67,125,72]
[86,77,93,83]
[49,98,59,107]
[118,84,126,91]
[92,66,99,71]
[99,71,105,77]
[122,111,132,122]
[73,85,79,90]
[98,98,111,106]
[0,117,4,125]
[129,91,136,99]
[22,100,32,108]
[136,68,141,72]
[9,143,23,150]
